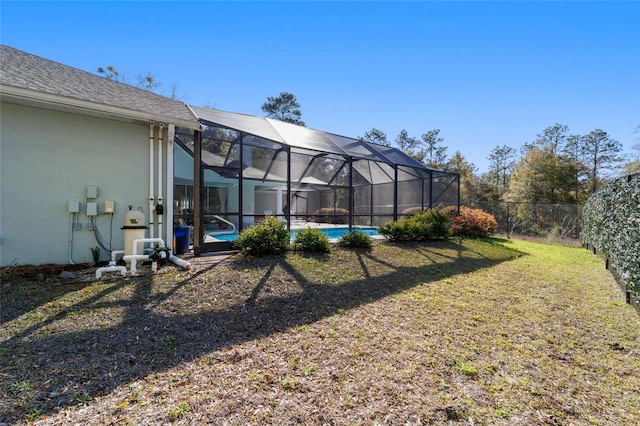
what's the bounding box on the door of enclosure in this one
[185,124,292,254]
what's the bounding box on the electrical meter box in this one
[105,200,115,214]
[87,185,98,199]
[68,201,80,213]
[86,202,98,216]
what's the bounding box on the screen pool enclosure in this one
[174,107,460,254]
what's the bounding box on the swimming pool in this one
[208,226,381,242]
[290,226,380,240]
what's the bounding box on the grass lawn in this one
[1,238,639,425]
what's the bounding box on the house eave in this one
[0,84,201,130]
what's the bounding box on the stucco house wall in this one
[0,45,200,267]
[0,102,155,265]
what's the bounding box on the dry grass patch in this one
[1,239,638,425]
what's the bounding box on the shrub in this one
[401,206,425,216]
[338,230,373,249]
[292,228,331,253]
[440,205,460,220]
[413,209,451,239]
[234,216,289,256]
[378,209,451,242]
[310,207,349,224]
[449,207,498,238]
[377,220,407,242]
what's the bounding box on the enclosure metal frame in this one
[177,109,459,255]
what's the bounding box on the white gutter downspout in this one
[157,123,164,243]
[149,122,156,247]
[166,124,176,247]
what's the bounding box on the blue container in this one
[174,225,191,255]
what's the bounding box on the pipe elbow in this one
[169,255,191,270]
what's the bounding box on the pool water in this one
[291,226,380,240]
[213,233,239,242]
[210,226,380,242]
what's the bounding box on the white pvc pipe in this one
[132,238,166,255]
[166,124,175,245]
[95,265,126,279]
[110,250,125,262]
[122,254,149,275]
[124,238,191,273]
[149,122,155,246]
[125,237,166,275]
[157,123,164,243]
[169,255,191,270]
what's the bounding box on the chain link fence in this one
[469,201,583,243]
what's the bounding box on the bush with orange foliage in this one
[442,206,498,238]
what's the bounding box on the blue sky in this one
[2,1,639,172]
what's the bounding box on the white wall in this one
[0,102,165,266]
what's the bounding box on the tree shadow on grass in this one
[0,263,94,325]
[0,239,523,422]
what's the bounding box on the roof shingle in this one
[0,45,199,128]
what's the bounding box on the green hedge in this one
[582,173,640,301]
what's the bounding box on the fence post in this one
[506,202,510,238]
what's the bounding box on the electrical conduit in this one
[68,212,76,265]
